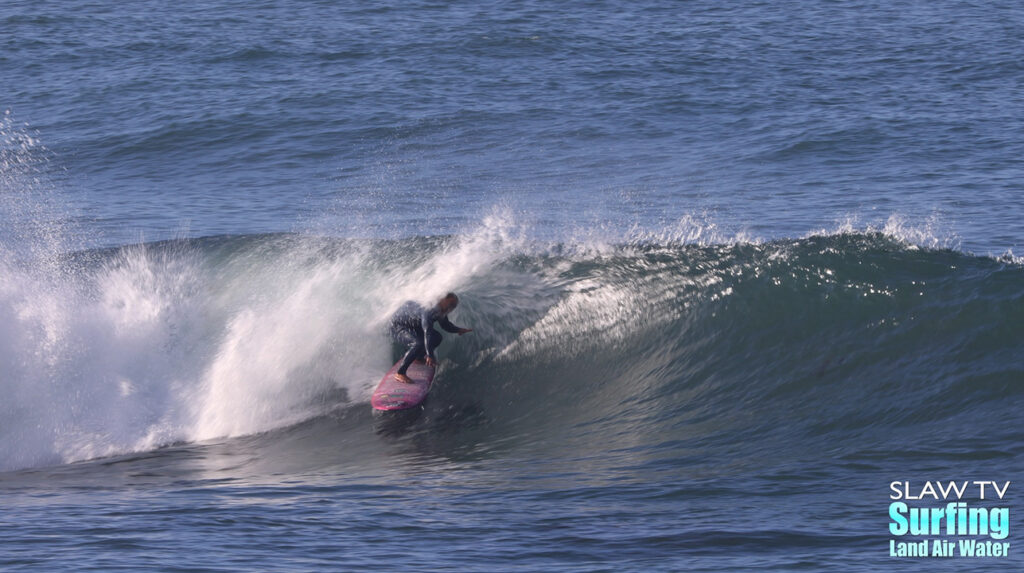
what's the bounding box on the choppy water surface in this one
[2,0,1022,570]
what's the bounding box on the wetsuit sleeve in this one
[421,307,463,359]
[420,307,432,331]
[437,315,463,334]
[421,307,437,359]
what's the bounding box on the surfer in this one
[388,292,473,384]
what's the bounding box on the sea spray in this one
[190,240,381,439]
[0,214,531,469]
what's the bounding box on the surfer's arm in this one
[437,315,465,334]
[421,308,440,360]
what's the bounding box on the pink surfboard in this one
[371,359,436,411]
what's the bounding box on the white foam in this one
[807,212,962,251]
[0,207,534,470]
[189,244,386,440]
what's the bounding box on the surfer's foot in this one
[394,373,413,384]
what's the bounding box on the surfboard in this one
[371,359,436,411]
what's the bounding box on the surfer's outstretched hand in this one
[457,328,473,335]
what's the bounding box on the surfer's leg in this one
[398,344,425,375]
[394,328,425,377]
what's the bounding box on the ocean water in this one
[1,1,1022,571]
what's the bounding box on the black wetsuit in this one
[389,301,464,375]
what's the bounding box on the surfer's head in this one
[438,292,459,314]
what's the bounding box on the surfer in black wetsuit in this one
[389,292,473,384]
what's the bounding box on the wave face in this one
[1,223,1021,472]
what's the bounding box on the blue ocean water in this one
[1,1,1022,571]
